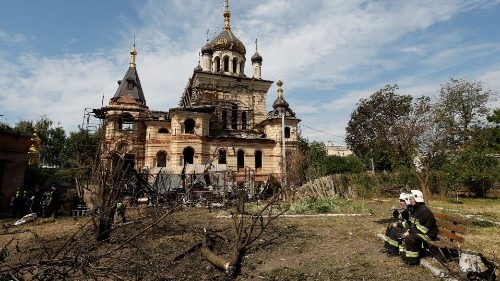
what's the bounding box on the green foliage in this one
[324,154,364,175]
[290,197,368,214]
[443,148,500,198]
[57,129,100,185]
[345,84,415,171]
[305,141,328,180]
[434,78,492,150]
[13,116,66,167]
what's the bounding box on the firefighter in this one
[383,192,412,256]
[402,190,439,266]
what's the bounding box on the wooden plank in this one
[428,240,459,249]
[436,220,467,235]
[438,229,465,243]
[434,212,469,225]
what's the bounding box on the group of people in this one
[383,189,439,266]
[10,185,60,219]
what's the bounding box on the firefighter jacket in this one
[392,207,411,229]
[410,203,438,241]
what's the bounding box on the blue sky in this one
[1,0,499,144]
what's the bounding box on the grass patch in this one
[289,197,371,215]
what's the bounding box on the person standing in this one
[402,190,439,266]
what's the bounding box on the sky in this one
[1,0,500,145]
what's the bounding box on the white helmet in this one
[410,190,424,203]
[399,193,410,204]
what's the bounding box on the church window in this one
[255,150,262,169]
[221,110,227,129]
[183,147,194,165]
[241,112,247,130]
[218,149,227,164]
[224,56,229,72]
[156,151,167,167]
[118,113,134,130]
[237,150,245,169]
[240,62,244,74]
[184,119,195,134]
[231,104,238,129]
[285,127,291,138]
[232,57,238,73]
[158,128,169,134]
[215,57,221,72]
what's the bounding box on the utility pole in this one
[281,113,287,189]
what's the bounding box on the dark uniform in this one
[383,206,412,255]
[403,202,438,265]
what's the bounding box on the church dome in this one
[201,42,214,55]
[209,29,246,55]
[251,51,262,63]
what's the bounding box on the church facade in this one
[95,2,300,183]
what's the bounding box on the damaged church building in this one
[90,2,300,197]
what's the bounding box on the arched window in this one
[231,104,238,129]
[232,57,238,73]
[218,149,227,164]
[240,62,244,74]
[221,110,228,129]
[284,127,291,139]
[156,151,167,167]
[118,113,133,130]
[237,150,245,169]
[158,128,169,134]
[214,57,221,72]
[223,56,229,72]
[241,112,247,130]
[183,147,194,165]
[255,150,262,169]
[184,119,195,134]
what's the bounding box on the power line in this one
[299,123,345,140]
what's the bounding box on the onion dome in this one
[251,52,263,63]
[208,0,246,55]
[268,80,296,118]
[201,41,214,55]
[251,39,262,63]
[210,29,246,55]
[194,62,203,72]
[272,80,289,109]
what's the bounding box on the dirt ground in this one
[1,197,498,280]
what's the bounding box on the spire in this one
[277,80,284,99]
[224,0,231,31]
[251,38,263,63]
[129,36,137,68]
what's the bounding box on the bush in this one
[443,149,500,197]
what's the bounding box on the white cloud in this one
[1,0,499,141]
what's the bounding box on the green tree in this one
[305,141,328,180]
[345,84,413,171]
[57,129,100,197]
[434,78,492,150]
[324,154,364,174]
[13,116,66,167]
[443,148,499,197]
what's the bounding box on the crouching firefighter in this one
[383,192,412,256]
[402,190,438,266]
